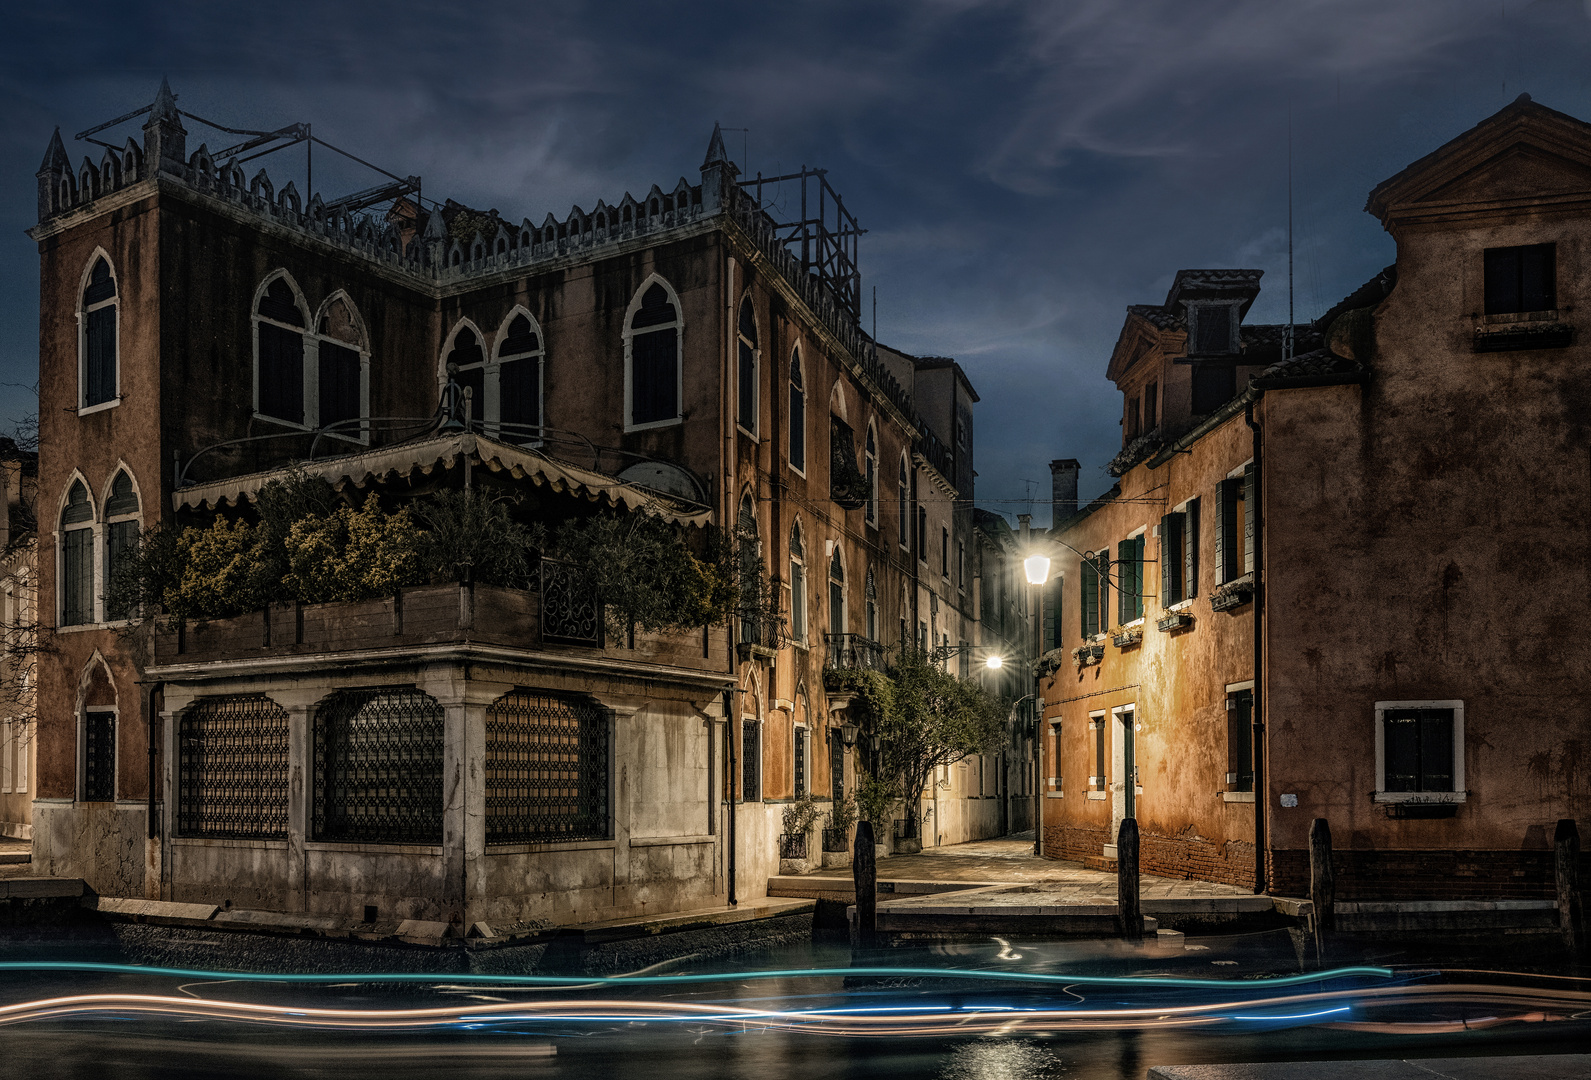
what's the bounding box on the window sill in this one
[486,839,615,855]
[55,623,107,634]
[624,416,684,434]
[1373,790,1466,804]
[252,411,310,431]
[736,424,759,441]
[172,837,288,849]
[1085,790,1107,801]
[77,397,121,417]
[1222,790,1255,803]
[1045,792,1064,799]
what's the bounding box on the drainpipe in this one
[724,688,738,906]
[1245,400,1267,895]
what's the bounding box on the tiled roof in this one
[1241,323,1324,352]
[1260,348,1361,380]
[1127,304,1183,330]
[1107,430,1165,477]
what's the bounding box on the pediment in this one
[1416,142,1591,206]
[1106,321,1164,384]
[1367,98,1591,222]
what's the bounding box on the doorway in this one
[1109,704,1136,853]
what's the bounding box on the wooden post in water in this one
[1555,818,1582,955]
[1118,817,1141,943]
[852,819,878,950]
[1309,817,1335,934]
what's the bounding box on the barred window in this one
[83,710,115,802]
[178,694,290,838]
[313,687,443,844]
[486,689,610,844]
[742,720,761,801]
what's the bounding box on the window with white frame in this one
[789,347,806,472]
[101,470,140,621]
[443,324,487,426]
[1375,700,1465,802]
[1089,711,1107,792]
[254,274,309,425]
[1161,497,1200,607]
[625,279,682,429]
[315,295,368,440]
[1048,720,1063,796]
[897,457,910,548]
[789,521,807,645]
[80,255,118,410]
[864,425,878,525]
[59,480,95,626]
[495,312,543,444]
[737,295,758,435]
[828,546,846,638]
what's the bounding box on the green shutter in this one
[1082,557,1099,638]
[1159,515,1174,609]
[1117,540,1131,626]
[1243,464,1256,575]
[1134,535,1146,621]
[1215,479,1236,583]
[1185,498,1200,600]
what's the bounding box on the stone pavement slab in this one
[1148,1055,1591,1079]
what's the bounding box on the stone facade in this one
[26,83,1013,920]
[1040,94,1591,900]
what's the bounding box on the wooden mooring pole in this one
[1118,818,1141,943]
[852,820,878,951]
[1556,818,1582,955]
[1309,817,1335,934]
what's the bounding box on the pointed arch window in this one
[496,312,544,444]
[738,493,762,646]
[864,425,878,525]
[737,296,759,435]
[81,257,118,410]
[898,457,910,548]
[789,347,807,473]
[60,480,94,627]
[102,471,140,621]
[316,296,367,440]
[828,547,846,638]
[626,281,681,429]
[444,326,486,425]
[865,567,878,642]
[255,276,307,425]
[789,521,807,645]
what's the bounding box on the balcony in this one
[150,578,729,678]
[824,633,887,671]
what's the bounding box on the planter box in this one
[1211,574,1255,613]
[1111,628,1143,648]
[1156,612,1193,633]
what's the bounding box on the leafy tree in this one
[169,518,272,618]
[828,650,1006,832]
[413,488,541,588]
[284,501,423,603]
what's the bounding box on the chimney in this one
[1050,459,1080,526]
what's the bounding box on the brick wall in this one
[1043,823,1260,889]
[1269,848,1582,901]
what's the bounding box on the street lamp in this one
[984,653,1003,670]
[928,641,1005,671]
[838,719,860,748]
[1024,554,1052,587]
[1017,516,1052,857]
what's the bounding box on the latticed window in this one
[742,720,761,801]
[83,710,115,802]
[313,687,444,844]
[179,694,290,839]
[485,689,610,844]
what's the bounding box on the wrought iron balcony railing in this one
[824,633,887,671]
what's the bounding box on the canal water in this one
[0,923,1586,1078]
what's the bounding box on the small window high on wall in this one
[627,281,681,429]
[80,257,118,410]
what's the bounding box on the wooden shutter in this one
[1160,514,1177,608]
[1242,464,1256,575]
[1117,540,1132,626]
[1185,498,1200,599]
[1081,556,1099,638]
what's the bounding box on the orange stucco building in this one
[1041,95,1591,901]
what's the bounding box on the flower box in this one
[1111,627,1142,649]
[1157,611,1193,633]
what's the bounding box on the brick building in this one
[25,82,1013,923]
[1040,95,1591,900]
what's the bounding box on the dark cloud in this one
[4,0,1591,521]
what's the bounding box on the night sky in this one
[5,1,1591,522]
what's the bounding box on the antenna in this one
[1285,101,1295,362]
[872,285,877,341]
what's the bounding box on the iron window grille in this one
[485,689,611,845]
[829,728,844,802]
[742,720,761,801]
[313,687,444,845]
[178,694,290,839]
[541,557,602,645]
[794,727,807,798]
[83,710,115,802]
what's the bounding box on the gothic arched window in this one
[316,295,368,439]
[59,480,95,626]
[788,520,807,645]
[102,470,141,621]
[495,312,544,444]
[789,347,807,473]
[625,279,682,429]
[737,296,758,434]
[81,256,118,410]
[443,325,486,425]
[254,275,308,425]
[828,547,846,638]
[864,424,878,525]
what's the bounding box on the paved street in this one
[862,833,1257,900]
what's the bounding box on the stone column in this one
[592,697,643,914]
[420,664,471,930]
[271,686,325,915]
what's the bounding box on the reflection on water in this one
[0,927,1586,1079]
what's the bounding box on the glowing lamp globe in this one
[1023,554,1052,586]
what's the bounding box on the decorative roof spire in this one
[37,127,68,174]
[702,122,730,169]
[152,77,179,120]
[143,77,187,171]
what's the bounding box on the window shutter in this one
[1185,497,1200,600]
[1081,556,1098,638]
[1159,514,1176,608]
[1242,464,1256,576]
[85,306,117,406]
[1117,540,1132,626]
